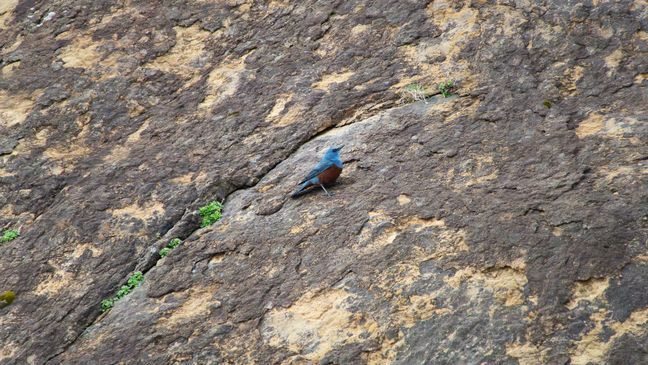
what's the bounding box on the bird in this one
[291,146,344,198]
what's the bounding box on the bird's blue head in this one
[324,145,343,160]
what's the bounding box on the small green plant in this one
[100,271,144,312]
[159,238,182,258]
[159,247,171,257]
[100,298,114,312]
[199,201,223,228]
[0,290,16,309]
[543,99,552,108]
[1,229,19,243]
[402,83,429,103]
[438,80,455,98]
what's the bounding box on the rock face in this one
[1,0,647,364]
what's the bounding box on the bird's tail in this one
[290,182,312,198]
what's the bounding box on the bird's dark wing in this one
[299,159,334,184]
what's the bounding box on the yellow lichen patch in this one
[240,131,265,147]
[273,103,307,127]
[576,113,604,138]
[70,243,103,259]
[311,70,354,91]
[258,184,274,193]
[484,268,528,307]
[193,171,209,184]
[0,342,18,362]
[427,0,478,34]
[1,34,23,53]
[59,36,102,68]
[265,93,293,122]
[56,32,127,80]
[103,119,150,163]
[0,90,36,127]
[493,5,528,38]
[103,145,130,163]
[576,114,637,139]
[635,73,648,84]
[1,60,20,75]
[397,194,411,205]
[127,100,146,117]
[633,255,648,263]
[146,24,211,75]
[34,268,75,296]
[0,0,18,30]
[210,254,225,265]
[566,278,609,310]
[506,341,548,365]
[396,293,451,328]
[290,213,315,234]
[446,154,498,189]
[110,200,164,221]
[43,144,92,161]
[445,266,528,307]
[262,92,306,126]
[604,49,624,72]
[0,168,13,178]
[198,55,250,112]
[262,289,379,361]
[561,65,585,96]
[359,214,467,260]
[464,170,498,187]
[238,2,252,13]
[161,287,217,326]
[528,19,563,49]
[377,263,423,295]
[570,309,609,365]
[126,119,150,143]
[313,26,341,57]
[10,128,49,158]
[169,173,193,185]
[351,24,369,36]
[388,0,480,93]
[364,334,404,365]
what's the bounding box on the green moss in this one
[100,299,114,312]
[543,99,552,108]
[438,80,455,98]
[100,271,144,312]
[199,201,223,228]
[1,229,19,244]
[159,247,171,257]
[159,238,182,258]
[0,290,16,308]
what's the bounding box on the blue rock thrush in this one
[290,146,344,198]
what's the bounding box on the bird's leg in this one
[319,184,333,197]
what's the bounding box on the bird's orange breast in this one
[317,165,342,185]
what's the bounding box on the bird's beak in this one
[336,145,344,151]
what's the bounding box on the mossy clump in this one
[402,83,429,103]
[1,229,19,244]
[438,80,455,98]
[543,99,552,108]
[0,290,16,308]
[160,238,182,258]
[199,201,223,228]
[101,271,144,312]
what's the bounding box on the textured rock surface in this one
[1,0,647,364]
